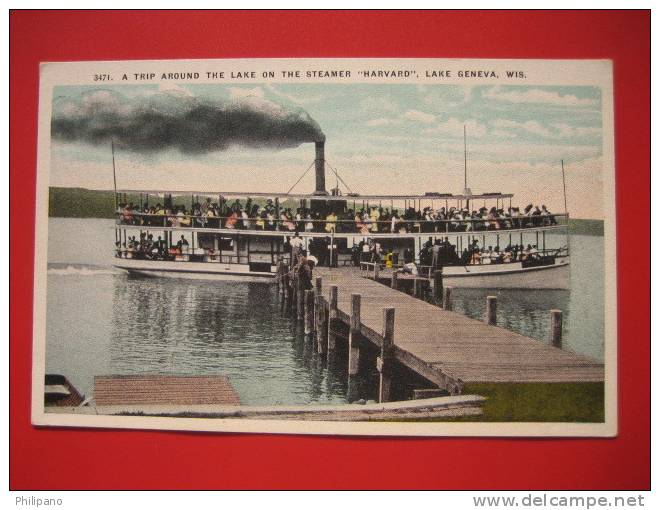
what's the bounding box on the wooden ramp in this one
[315,267,604,392]
[94,375,241,407]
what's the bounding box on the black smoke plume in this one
[51,89,325,153]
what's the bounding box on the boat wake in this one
[47,263,125,276]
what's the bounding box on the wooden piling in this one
[373,263,379,280]
[296,276,304,321]
[282,272,290,306]
[486,296,497,325]
[314,277,322,333]
[279,261,286,296]
[316,296,326,355]
[433,270,443,304]
[290,272,297,312]
[378,307,396,403]
[327,285,338,352]
[443,286,453,311]
[391,270,398,290]
[304,290,314,335]
[348,293,362,376]
[550,309,563,349]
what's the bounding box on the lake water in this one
[45,218,604,405]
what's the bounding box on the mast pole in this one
[463,125,467,190]
[112,140,118,210]
[561,159,570,257]
[560,159,568,214]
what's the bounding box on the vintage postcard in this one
[32,58,616,436]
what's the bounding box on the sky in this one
[50,82,605,219]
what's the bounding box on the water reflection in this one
[109,276,362,405]
[451,288,570,344]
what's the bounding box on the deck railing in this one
[114,211,568,234]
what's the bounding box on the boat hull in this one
[114,258,276,282]
[441,257,570,289]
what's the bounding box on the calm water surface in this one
[46,218,604,404]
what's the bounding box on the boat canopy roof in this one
[115,190,514,201]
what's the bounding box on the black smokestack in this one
[314,140,328,196]
[51,89,325,154]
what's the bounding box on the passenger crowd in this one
[117,198,558,233]
[115,232,192,260]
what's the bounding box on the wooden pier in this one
[278,263,604,402]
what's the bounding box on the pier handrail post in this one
[486,296,497,325]
[304,289,314,336]
[374,262,379,280]
[378,307,396,403]
[391,269,398,290]
[327,285,338,352]
[550,309,563,349]
[443,286,453,311]
[348,293,362,376]
[433,269,443,304]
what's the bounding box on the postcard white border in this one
[31,58,617,437]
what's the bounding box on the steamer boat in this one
[112,140,570,289]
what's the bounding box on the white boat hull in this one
[113,258,276,282]
[441,257,570,289]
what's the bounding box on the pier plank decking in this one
[314,267,603,392]
[94,375,241,406]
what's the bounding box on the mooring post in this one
[391,269,398,290]
[304,289,314,335]
[373,263,379,280]
[486,295,497,325]
[348,293,362,376]
[327,285,338,352]
[290,272,297,312]
[283,272,290,307]
[378,307,396,403]
[316,297,326,355]
[550,309,563,349]
[296,276,304,321]
[279,261,286,296]
[433,270,443,304]
[443,286,453,311]
[314,277,322,332]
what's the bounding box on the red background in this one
[10,10,650,489]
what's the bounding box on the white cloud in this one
[366,118,397,127]
[425,117,488,138]
[265,84,322,105]
[403,109,436,124]
[551,123,602,138]
[360,95,398,113]
[491,119,553,138]
[228,86,265,100]
[157,83,194,96]
[483,87,598,107]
